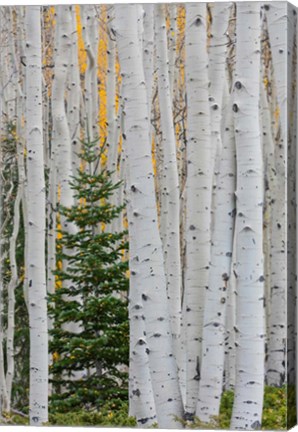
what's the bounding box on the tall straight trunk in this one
[265,1,287,388]
[68,6,81,174]
[196,88,236,422]
[208,3,231,169]
[154,3,181,360]
[287,2,297,387]
[184,3,212,417]
[127,184,157,427]
[81,5,99,141]
[52,6,82,345]
[143,4,154,120]
[230,3,264,429]
[168,4,177,99]
[114,5,183,427]
[25,5,48,425]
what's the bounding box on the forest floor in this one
[0,386,293,429]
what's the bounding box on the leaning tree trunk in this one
[114,5,183,428]
[230,3,265,429]
[25,5,48,425]
[184,3,213,418]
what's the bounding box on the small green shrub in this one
[48,400,136,427]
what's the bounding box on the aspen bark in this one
[155,3,181,360]
[81,5,99,142]
[184,3,212,417]
[231,4,265,429]
[68,6,81,174]
[25,5,48,425]
[196,88,236,422]
[265,2,287,388]
[114,5,183,427]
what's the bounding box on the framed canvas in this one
[0,2,296,430]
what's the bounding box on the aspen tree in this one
[265,2,287,388]
[184,3,212,417]
[5,181,22,412]
[4,8,20,411]
[155,3,181,361]
[114,5,183,427]
[51,6,83,348]
[127,192,157,427]
[230,3,265,429]
[68,6,81,174]
[286,2,297,387]
[106,6,121,234]
[25,5,48,425]
[196,5,231,418]
[143,4,154,119]
[168,4,177,98]
[81,5,99,142]
[196,88,236,422]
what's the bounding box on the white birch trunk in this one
[168,4,177,99]
[155,3,181,361]
[230,4,264,429]
[52,6,83,347]
[265,2,287,388]
[81,5,99,142]
[68,6,81,174]
[114,5,183,427]
[143,5,154,120]
[127,182,157,427]
[5,182,22,412]
[184,3,212,417]
[25,6,48,425]
[196,88,236,422]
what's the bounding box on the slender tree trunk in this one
[265,1,287,388]
[114,5,183,427]
[81,5,99,142]
[68,6,81,174]
[230,4,264,429]
[196,88,236,422]
[5,181,22,412]
[25,5,48,425]
[184,3,212,417]
[154,3,181,362]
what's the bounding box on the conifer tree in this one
[49,138,129,412]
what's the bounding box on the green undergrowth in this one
[183,386,288,430]
[1,386,292,428]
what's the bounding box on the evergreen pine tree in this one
[49,138,129,412]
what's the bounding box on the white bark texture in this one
[25,5,48,425]
[81,5,99,141]
[68,6,81,174]
[154,3,181,360]
[114,5,183,427]
[230,3,265,429]
[127,194,157,427]
[265,2,287,388]
[52,6,83,345]
[143,4,154,119]
[184,3,212,417]
[196,88,236,422]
